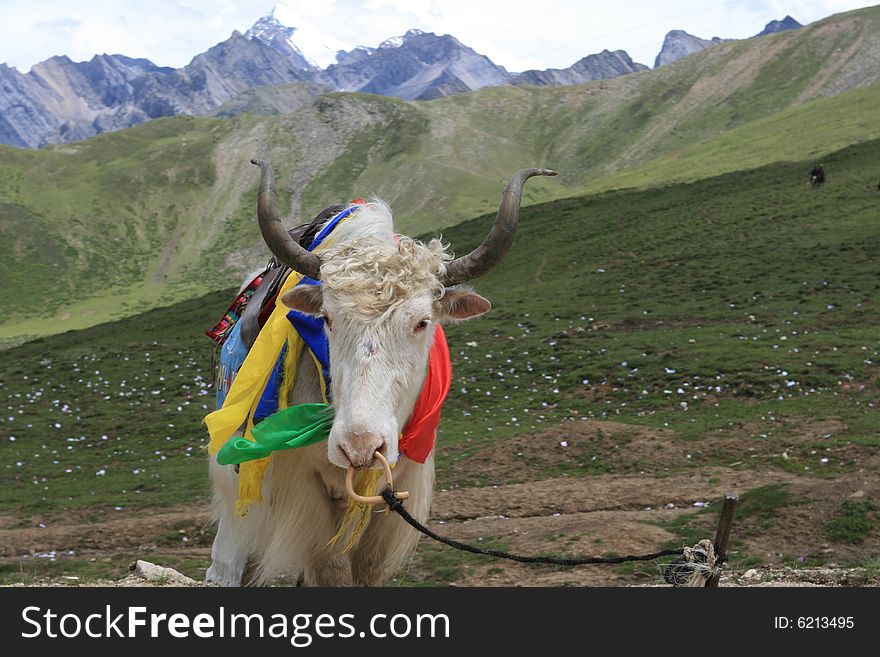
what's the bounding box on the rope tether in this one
[379,487,708,569]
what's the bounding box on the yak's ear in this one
[438,288,491,322]
[281,285,324,315]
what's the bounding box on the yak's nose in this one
[339,431,385,469]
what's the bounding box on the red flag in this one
[399,324,452,463]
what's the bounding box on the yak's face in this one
[321,289,438,469]
[281,237,489,470]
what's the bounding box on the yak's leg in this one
[206,459,256,586]
[206,516,249,586]
[301,469,354,587]
[212,348,323,586]
[255,448,353,586]
[349,516,404,587]
[350,454,435,586]
[303,551,354,586]
[268,349,351,586]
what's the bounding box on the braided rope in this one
[380,488,685,567]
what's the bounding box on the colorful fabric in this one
[216,403,333,464]
[215,321,249,408]
[286,297,331,396]
[205,266,307,513]
[310,201,364,249]
[399,324,451,463]
[252,342,288,422]
[212,325,451,466]
[205,271,264,345]
[251,275,331,419]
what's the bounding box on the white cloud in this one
[0,0,875,73]
[272,4,355,67]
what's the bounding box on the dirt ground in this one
[2,419,878,587]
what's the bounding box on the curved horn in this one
[441,168,557,287]
[251,159,322,280]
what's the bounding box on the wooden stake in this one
[705,492,738,587]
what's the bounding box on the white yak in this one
[207,161,555,586]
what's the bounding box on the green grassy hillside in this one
[1,138,877,520]
[2,5,879,342]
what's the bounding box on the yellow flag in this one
[205,269,305,455]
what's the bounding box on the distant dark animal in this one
[810,165,825,189]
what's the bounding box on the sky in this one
[0,0,876,74]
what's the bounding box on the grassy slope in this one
[436,139,879,467]
[1,6,879,342]
[0,115,235,342]
[1,138,877,521]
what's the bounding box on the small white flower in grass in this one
[559,440,568,447]
[95,470,106,476]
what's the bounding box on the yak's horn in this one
[251,159,322,280]
[441,168,557,287]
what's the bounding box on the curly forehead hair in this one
[320,236,452,321]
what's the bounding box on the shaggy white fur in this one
[321,236,450,323]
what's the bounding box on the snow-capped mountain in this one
[317,29,512,100]
[243,12,316,72]
[0,31,318,148]
[0,4,655,148]
[249,4,355,70]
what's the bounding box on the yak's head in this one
[251,160,556,470]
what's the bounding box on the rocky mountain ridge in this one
[0,9,802,148]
